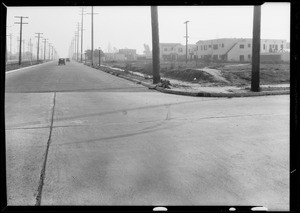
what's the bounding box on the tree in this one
[85,49,104,60]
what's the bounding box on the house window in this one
[213,44,218,49]
[281,44,283,49]
[263,44,266,50]
[248,54,251,59]
[222,43,224,48]
[240,44,244,49]
[208,45,211,48]
[178,48,183,52]
[164,48,168,52]
[248,44,251,48]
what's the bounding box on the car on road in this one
[58,58,66,65]
[66,58,70,62]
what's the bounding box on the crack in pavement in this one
[35,92,56,206]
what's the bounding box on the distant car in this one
[66,58,70,62]
[58,58,66,65]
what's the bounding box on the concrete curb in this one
[86,64,290,98]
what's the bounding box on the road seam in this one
[35,92,57,206]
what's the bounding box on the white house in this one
[196,38,289,62]
[159,43,197,61]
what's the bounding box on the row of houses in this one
[160,38,290,62]
[103,38,289,62]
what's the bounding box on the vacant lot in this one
[104,60,290,86]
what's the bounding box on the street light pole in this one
[184,20,190,64]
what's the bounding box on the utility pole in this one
[22,39,25,60]
[43,38,48,61]
[98,47,101,67]
[77,23,80,61]
[251,5,261,92]
[184,20,190,64]
[35,33,43,62]
[80,8,86,62]
[52,46,54,60]
[86,6,98,66]
[48,43,51,60]
[14,16,28,65]
[28,38,32,63]
[151,6,161,84]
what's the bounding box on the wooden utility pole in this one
[43,38,48,61]
[151,6,161,84]
[86,6,98,66]
[98,48,101,67]
[35,33,43,62]
[52,46,54,60]
[184,20,190,64]
[77,23,80,61]
[14,16,28,65]
[251,5,261,92]
[80,8,86,63]
[48,43,51,60]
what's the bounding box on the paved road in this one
[5,61,289,210]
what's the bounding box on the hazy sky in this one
[6,3,290,57]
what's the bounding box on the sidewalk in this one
[85,63,290,98]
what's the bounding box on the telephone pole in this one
[14,16,28,65]
[52,46,54,60]
[22,39,25,60]
[86,6,98,66]
[251,5,261,92]
[98,47,101,67]
[77,23,80,61]
[35,33,43,62]
[43,38,48,61]
[48,43,51,60]
[151,6,161,84]
[80,8,86,62]
[184,20,190,64]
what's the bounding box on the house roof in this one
[159,43,182,47]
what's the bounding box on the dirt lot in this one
[100,60,290,87]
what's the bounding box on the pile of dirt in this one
[163,69,218,83]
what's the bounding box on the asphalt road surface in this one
[5,61,289,210]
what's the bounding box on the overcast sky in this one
[6,3,290,57]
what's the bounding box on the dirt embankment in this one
[104,61,290,86]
